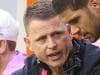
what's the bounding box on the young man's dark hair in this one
[52,0,100,43]
[52,0,88,14]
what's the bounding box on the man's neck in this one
[50,66,67,75]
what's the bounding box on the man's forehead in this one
[29,19,64,30]
[28,19,66,39]
[29,25,65,38]
[60,9,88,21]
[60,9,75,19]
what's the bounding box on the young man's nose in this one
[71,26,80,35]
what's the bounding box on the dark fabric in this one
[12,39,100,75]
[79,43,100,75]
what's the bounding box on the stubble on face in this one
[26,16,72,68]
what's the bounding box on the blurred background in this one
[0,0,37,53]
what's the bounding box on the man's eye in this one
[69,18,78,24]
[36,36,46,44]
[68,16,80,25]
[53,32,64,39]
[38,39,46,44]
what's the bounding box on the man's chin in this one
[48,59,65,68]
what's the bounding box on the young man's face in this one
[59,9,99,42]
[25,16,72,68]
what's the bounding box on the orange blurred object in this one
[26,0,37,56]
[26,47,33,56]
[27,0,37,7]
[72,34,82,39]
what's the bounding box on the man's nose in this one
[71,26,80,35]
[47,37,57,49]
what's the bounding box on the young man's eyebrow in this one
[68,16,80,24]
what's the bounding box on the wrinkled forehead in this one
[59,9,88,22]
[59,9,75,22]
[28,17,67,38]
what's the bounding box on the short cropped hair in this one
[24,1,57,34]
[52,0,88,14]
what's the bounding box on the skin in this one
[88,0,100,36]
[59,8,99,42]
[24,16,72,75]
[0,40,7,54]
[88,0,100,16]
[0,40,14,75]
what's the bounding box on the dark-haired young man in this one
[52,0,100,43]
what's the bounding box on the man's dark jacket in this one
[12,39,100,75]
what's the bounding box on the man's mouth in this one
[47,51,62,61]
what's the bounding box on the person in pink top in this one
[0,9,26,75]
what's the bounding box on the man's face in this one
[25,16,72,68]
[59,9,99,42]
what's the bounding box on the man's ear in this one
[66,24,71,34]
[65,24,72,40]
[24,36,31,49]
[24,37,34,55]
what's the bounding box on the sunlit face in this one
[59,9,99,42]
[24,16,72,68]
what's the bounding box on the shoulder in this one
[81,44,100,75]
[12,54,40,75]
[3,50,26,75]
[72,39,100,75]
[11,68,25,75]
